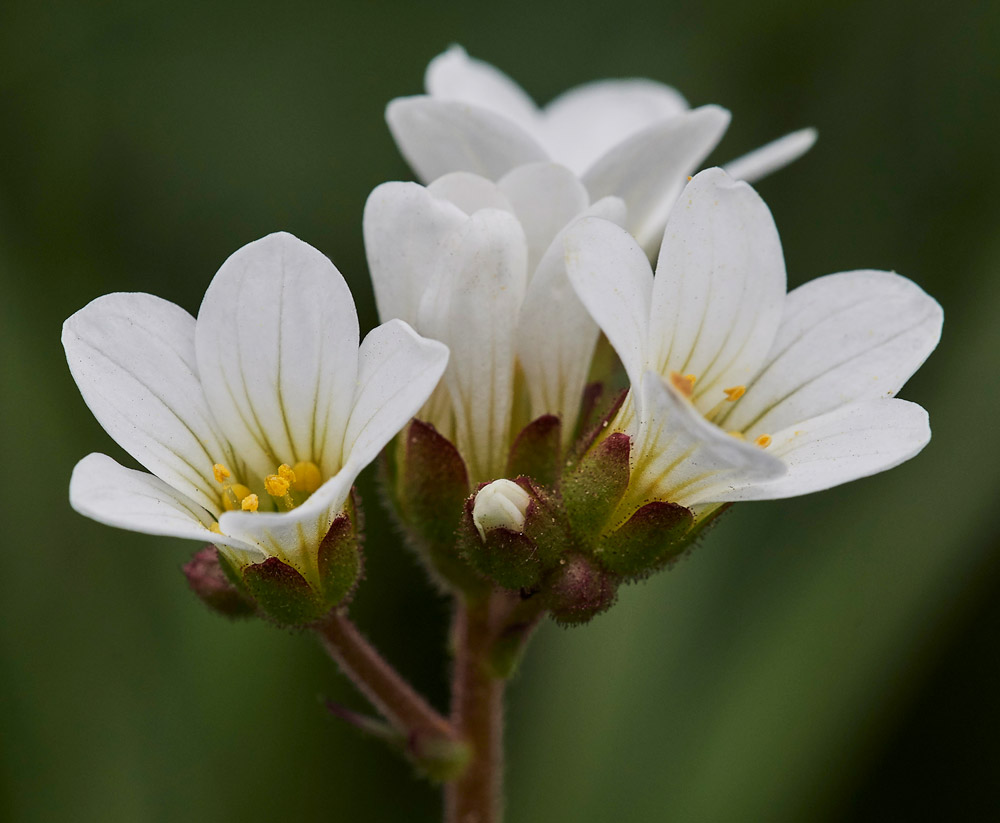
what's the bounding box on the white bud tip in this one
[472,479,531,541]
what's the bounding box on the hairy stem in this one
[445,595,506,823]
[316,611,459,755]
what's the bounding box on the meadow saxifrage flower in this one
[64,231,448,613]
[564,168,943,523]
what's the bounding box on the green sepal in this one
[400,419,470,546]
[542,553,619,626]
[598,501,694,578]
[506,415,561,487]
[562,431,631,544]
[242,557,327,627]
[393,420,486,594]
[457,493,543,590]
[317,510,363,607]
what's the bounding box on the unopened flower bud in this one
[472,479,531,540]
[183,545,256,618]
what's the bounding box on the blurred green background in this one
[2,0,997,820]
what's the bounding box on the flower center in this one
[668,372,771,448]
[211,460,324,522]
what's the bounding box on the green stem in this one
[316,611,465,777]
[445,595,507,823]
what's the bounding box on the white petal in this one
[343,319,449,469]
[712,400,930,501]
[386,96,549,184]
[582,105,731,253]
[218,467,356,584]
[518,197,627,436]
[364,182,468,325]
[648,168,786,415]
[425,45,540,133]
[498,162,590,273]
[723,127,818,184]
[622,373,786,511]
[69,453,261,562]
[195,232,359,483]
[417,208,528,482]
[721,270,944,437]
[428,171,515,216]
[563,216,654,390]
[63,293,230,515]
[541,79,688,175]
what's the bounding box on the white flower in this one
[564,169,942,518]
[472,479,531,540]
[364,163,625,483]
[386,44,816,254]
[64,232,448,586]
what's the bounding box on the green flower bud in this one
[543,553,618,626]
[183,545,256,618]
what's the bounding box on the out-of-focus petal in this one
[386,97,548,184]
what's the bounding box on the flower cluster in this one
[65,47,940,626]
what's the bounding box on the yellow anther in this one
[241,493,259,512]
[755,434,773,448]
[222,483,254,511]
[213,463,231,484]
[277,463,297,484]
[670,371,697,398]
[723,385,746,402]
[687,175,693,181]
[291,460,322,493]
[265,473,291,498]
[209,522,222,534]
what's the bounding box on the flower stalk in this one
[315,611,468,781]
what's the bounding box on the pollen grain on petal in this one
[755,434,772,448]
[213,463,231,484]
[723,385,746,401]
[241,493,260,512]
[209,523,223,534]
[728,431,746,440]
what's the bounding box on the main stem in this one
[445,596,506,823]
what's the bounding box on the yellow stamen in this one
[277,463,297,484]
[755,434,772,448]
[213,463,231,484]
[241,493,259,512]
[222,483,253,511]
[209,523,222,534]
[265,473,291,498]
[669,371,697,398]
[291,460,322,493]
[723,385,746,402]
